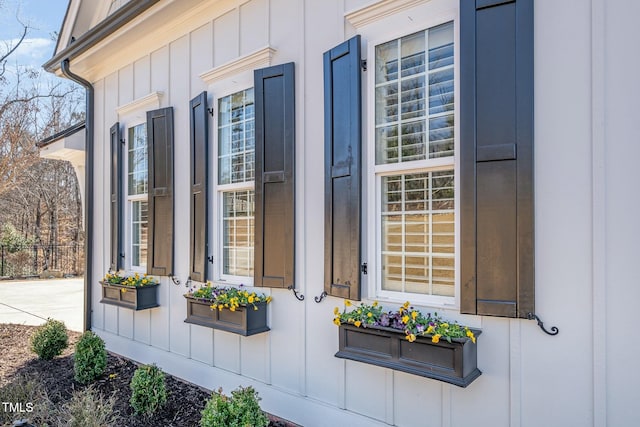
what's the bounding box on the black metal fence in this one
[0,244,83,278]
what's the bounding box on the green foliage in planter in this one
[129,364,167,416]
[30,318,69,360]
[0,375,52,425]
[57,385,120,427]
[74,331,107,384]
[200,386,269,427]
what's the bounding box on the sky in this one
[0,0,69,75]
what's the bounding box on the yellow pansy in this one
[402,315,409,324]
[218,304,224,311]
[354,320,362,327]
[432,334,441,344]
[411,311,418,320]
[367,312,373,318]
[333,317,341,326]
[345,300,352,307]
[334,307,340,315]
[441,323,449,328]
[248,295,255,304]
[230,306,236,312]
[266,296,272,303]
[372,301,378,307]
[406,333,416,343]
[426,325,435,334]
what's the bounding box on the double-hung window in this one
[216,88,255,282]
[371,21,456,304]
[127,123,148,271]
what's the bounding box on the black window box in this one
[100,281,160,311]
[336,324,482,387]
[184,296,269,336]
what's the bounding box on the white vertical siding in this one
[85,0,640,426]
[526,1,594,426]
[604,1,640,426]
[240,0,267,55]
[213,10,239,66]
[102,71,119,335]
[168,34,191,358]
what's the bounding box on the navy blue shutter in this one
[323,36,362,300]
[253,63,295,288]
[147,107,174,276]
[460,0,534,318]
[190,92,208,282]
[110,122,123,271]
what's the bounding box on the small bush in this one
[129,364,167,416]
[74,331,107,384]
[200,386,269,427]
[0,375,53,425]
[57,386,121,427]
[30,318,68,360]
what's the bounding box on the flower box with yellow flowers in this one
[183,283,272,336]
[100,271,159,311]
[333,301,481,387]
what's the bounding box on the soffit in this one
[49,0,246,83]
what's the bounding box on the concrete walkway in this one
[0,278,84,332]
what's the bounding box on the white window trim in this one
[210,85,256,287]
[124,121,148,273]
[364,8,460,309]
[116,92,162,274]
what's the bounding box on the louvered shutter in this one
[190,92,208,282]
[147,107,174,276]
[253,63,295,288]
[460,0,534,318]
[323,36,362,300]
[110,122,124,271]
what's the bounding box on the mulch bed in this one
[0,323,296,427]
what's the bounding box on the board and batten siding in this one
[86,0,640,426]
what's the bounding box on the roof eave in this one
[43,0,161,73]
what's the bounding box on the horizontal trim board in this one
[116,92,163,117]
[345,0,429,29]
[200,46,276,85]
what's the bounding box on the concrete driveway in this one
[0,278,84,331]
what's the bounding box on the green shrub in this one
[57,386,121,427]
[200,386,269,427]
[0,375,53,426]
[30,318,68,360]
[74,331,107,384]
[129,364,167,416]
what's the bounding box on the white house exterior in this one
[43,0,640,426]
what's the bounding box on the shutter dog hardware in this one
[169,275,181,286]
[287,285,304,301]
[526,313,559,336]
[314,291,328,303]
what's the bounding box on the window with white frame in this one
[372,21,456,300]
[127,123,148,270]
[217,88,255,281]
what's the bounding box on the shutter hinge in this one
[361,262,368,275]
[207,255,214,264]
[207,107,214,117]
[119,138,125,145]
[361,59,367,71]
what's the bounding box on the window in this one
[127,123,148,270]
[371,21,456,302]
[216,88,255,282]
